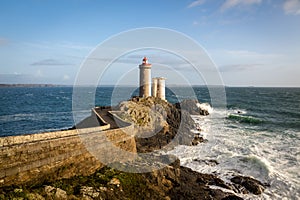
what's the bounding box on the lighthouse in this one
[139,57,152,97]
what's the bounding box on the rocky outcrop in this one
[117,97,197,152]
[0,159,245,200]
[175,99,211,116]
[231,175,266,195]
[191,133,207,146]
[44,186,68,200]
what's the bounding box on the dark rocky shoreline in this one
[0,97,267,199]
[0,159,266,199]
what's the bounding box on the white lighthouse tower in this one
[139,57,152,97]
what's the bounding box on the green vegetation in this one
[0,166,150,200]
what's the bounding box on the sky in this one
[0,0,300,86]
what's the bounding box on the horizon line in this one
[1,83,300,88]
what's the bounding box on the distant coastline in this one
[0,84,66,88]
[0,83,299,88]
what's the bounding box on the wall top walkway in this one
[0,107,133,148]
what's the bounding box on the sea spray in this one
[196,103,213,114]
[168,105,299,199]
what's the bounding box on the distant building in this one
[139,57,166,100]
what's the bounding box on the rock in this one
[222,195,244,200]
[176,99,199,115]
[14,188,23,193]
[80,186,99,198]
[68,195,80,200]
[99,186,108,191]
[55,188,67,200]
[109,177,121,187]
[197,103,211,116]
[121,97,196,153]
[44,185,55,196]
[26,193,45,200]
[82,196,93,200]
[231,175,265,195]
[167,166,237,200]
[191,134,206,145]
[193,158,219,166]
[0,162,245,200]
[176,99,211,116]
[44,186,67,200]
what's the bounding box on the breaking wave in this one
[197,102,213,114]
[227,114,263,124]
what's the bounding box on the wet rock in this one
[168,166,236,200]
[193,159,219,166]
[231,175,265,195]
[176,99,210,116]
[191,133,207,145]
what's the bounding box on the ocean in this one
[0,86,299,199]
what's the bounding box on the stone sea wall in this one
[0,111,136,187]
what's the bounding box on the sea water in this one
[170,87,300,199]
[0,86,299,199]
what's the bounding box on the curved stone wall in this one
[0,110,136,187]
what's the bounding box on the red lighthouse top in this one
[142,57,148,64]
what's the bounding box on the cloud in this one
[224,49,283,60]
[225,49,263,57]
[24,41,93,51]
[57,42,93,50]
[283,0,300,15]
[193,21,199,25]
[31,59,73,66]
[220,0,262,11]
[219,63,262,72]
[187,0,206,8]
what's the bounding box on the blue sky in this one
[0,0,299,86]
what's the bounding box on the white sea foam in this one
[196,102,213,114]
[168,109,300,199]
[229,108,247,115]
